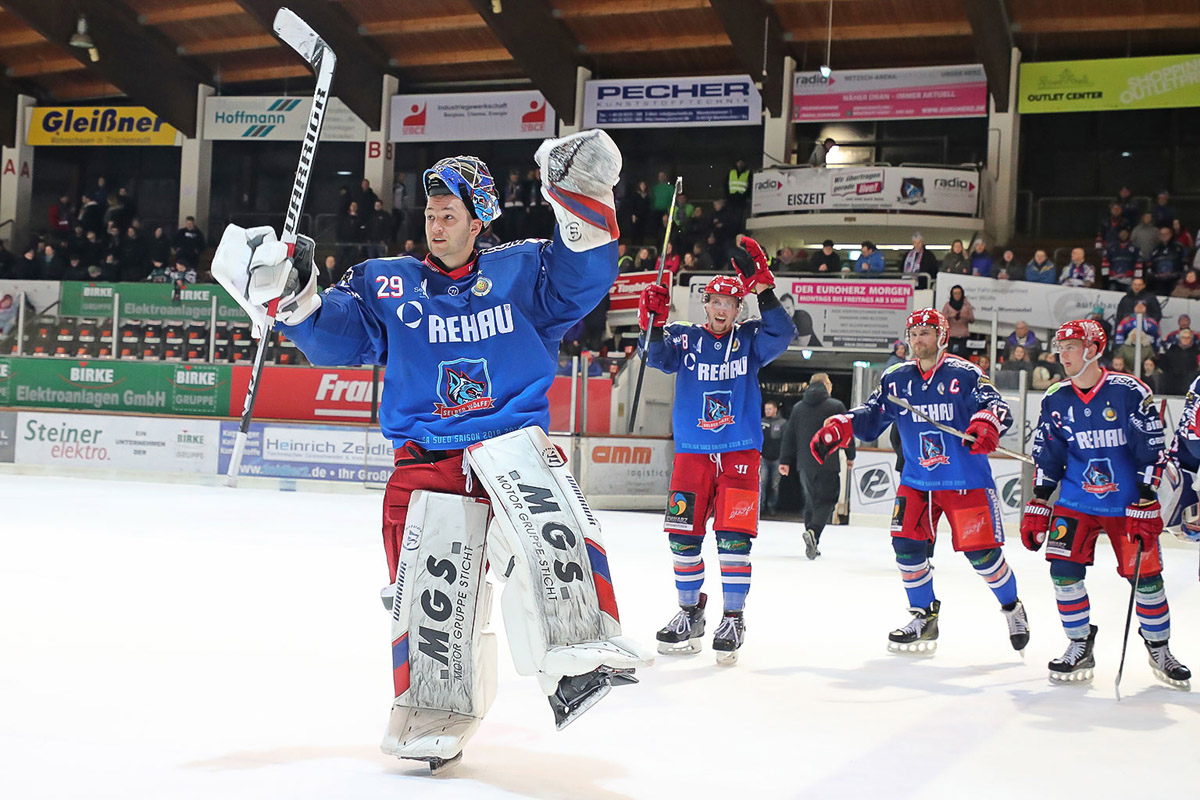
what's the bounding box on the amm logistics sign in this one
[1020,54,1200,114]
[27,107,179,146]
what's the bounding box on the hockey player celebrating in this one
[639,236,797,665]
[811,309,1030,656]
[210,131,653,772]
[1023,319,1190,687]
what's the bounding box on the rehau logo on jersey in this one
[917,431,950,468]
[1082,458,1119,496]
[698,390,735,432]
[434,358,495,418]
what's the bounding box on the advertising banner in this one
[0,410,15,462]
[849,450,1022,521]
[218,420,393,483]
[27,107,179,146]
[390,91,554,141]
[228,365,381,423]
[204,96,367,141]
[14,411,219,473]
[0,358,232,416]
[608,271,663,312]
[781,279,914,350]
[1019,54,1200,114]
[792,65,987,122]
[751,166,978,216]
[580,436,674,505]
[59,282,250,323]
[583,75,761,128]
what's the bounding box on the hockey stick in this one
[1115,538,1144,702]
[226,8,337,487]
[886,395,1034,464]
[626,176,683,434]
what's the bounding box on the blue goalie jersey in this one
[848,355,1012,491]
[1032,370,1165,516]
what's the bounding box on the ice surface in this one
[3,474,1199,799]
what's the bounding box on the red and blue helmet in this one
[905,308,949,349]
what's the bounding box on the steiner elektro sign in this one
[27,107,180,146]
[583,75,762,128]
[203,96,367,141]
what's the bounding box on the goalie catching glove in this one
[534,129,621,253]
[211,224,320,335]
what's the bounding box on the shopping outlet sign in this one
[1019,54,1200,113]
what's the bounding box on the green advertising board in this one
[58,282,250,322]
[0,357,232,416]
[1019,54,1200,114]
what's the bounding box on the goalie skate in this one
[1049,624,1097,684]
[656,593,707,655]
[549,666,639,730]
[888,600,939,655]
[1143,633,1192,691]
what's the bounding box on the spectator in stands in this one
[1005,320,1042,359]
[1002,345,1034,376]
[628,180,651,244]
[1059,247,1095,287]
[1141,358,1163,394]
[500,168,527,241]
[1114,303,1161,366]
[941,239,969,275]
[709,198,738,250]
[885,340,909,368]
[399,239,422,260]
[1110,354,1129,373]
[978,354,992,374]
[1173,218,1194,256]
[727,158,750,222]
[651,171,675,238]
[854,241,884,273]
[119,226,149,282]
[902,231,938,279]
[1117,276,1162,322]
[1116,186,1139,227]
[1025,249,1056,283]
[1172,269,1200,299]
[315,255,335,288]
[970,240,994,277]
[102,194,125,233]
[691,241,714,270]
[1161,329,1200,394]
[14,246,39,280]
[1103,228,1143,291]
[391,174,408,243]
[48,195,72,237]
[78,194,103,235]
[173,216,206,268]
[773,246,802,273]
[633,247,654,271]
[366,199,391,258]
[115,187,137,231]
[524,167,553,238]
[337,201,366,266]
[1132,211,1160,257]
[89,176,108,205]
[1096,203,1130,250]
[1164,315,1192,348]
[681,251,698,271]
[808,137,836,167]
[617,243,634,272]
[995,249,1018,281]
[1152,190,1176,229]
[1032,351,1066,390]
[661,241,681,276]
[40,243,66,281]
[353,179,378,213]
[1150,226,1187,293]
[581,291,611,354]
[63,252,86,282]
[682,205,709,254]
[941,284,974,356]
[1089,306,1114,352]
[812,239,841,273]
[148,226,171,267]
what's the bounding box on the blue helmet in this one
[422,155,501,225]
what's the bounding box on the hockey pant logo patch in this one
[665,490,697,531]
[1046,514,1079,558]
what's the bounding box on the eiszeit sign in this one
[204,96,367,141]
[793,65,987,122]
[782,279,914,350]
[752,166,979,216]
[583,75,761,128]
[389,91,553,141]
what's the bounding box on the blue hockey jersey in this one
[848,355,1012,491]
[1168,375,1200,472]
[279,231,616,449]
[646,302,796,453]
[1032,370,1164,516]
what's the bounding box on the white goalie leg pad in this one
[380,491,497,762]
[467,427,654,689]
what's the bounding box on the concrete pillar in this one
[985,48,1021,246]
[178,84,214,230]
[364,75,399,211]
[0,94,35,248]
[762,56,797,167]
[556,66,592,136]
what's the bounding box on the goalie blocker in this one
[383,427,653,771]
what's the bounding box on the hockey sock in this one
[1050,560,1090,639]
[668,533,704,606]
[716,532,752,612]
[966,548,1018,607]
[1134,574,1170,643]
[892,536,935,609]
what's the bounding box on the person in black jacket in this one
[760,400,787,516]
[901,231,939,282]
[1115,276,1163,323]
[778,373,855,559]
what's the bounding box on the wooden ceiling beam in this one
[707,0,786,116]
[964,0,1015,111]
[1015,13,1200,35]
[584,32,730,54]
[177,33,277,56]
[389,47,512,69]
[5,56,87,78]
[48,79,123,101]
[786,21,973,41]
[0,28,45,48]
[359,14,486,37]
[556,0,709,16]
[138,1,242,26]
[215,62,312,83]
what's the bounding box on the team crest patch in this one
[472,276,492,296]
[698,390,735,432]
[665,490,697,530]
[1103,406,1117,422]
[918,431,950,468]
[1082,458,1119,496]
[434,357,495,418]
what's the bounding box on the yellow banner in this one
[27,106,179,146]
[1019,54,1200,114]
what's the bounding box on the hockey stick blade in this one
[273,8,330,68]
[886,394,1034,464]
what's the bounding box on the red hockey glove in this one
[810,414,853,465]
[1020,499,1052,552]
[1125,499,1163,549]
[638,282,670,331]
[965,410,1001,455]
[730,235,775,292]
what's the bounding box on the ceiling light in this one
[820,0,833,79]
[70,15,99,62]
[819,65,832,79]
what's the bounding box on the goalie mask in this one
[423,156,501,225]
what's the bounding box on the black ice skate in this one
[1142,633,1192,690]
[888,600,940,654]
[1049,624,1097,683]
[549,666,639,730]
[1002,599,1030,655]
[407,752,462,776]
[712,611,745,666]
[656,592,707,655]
[802,529,821,560]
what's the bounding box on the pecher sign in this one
[583,75,761,128]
